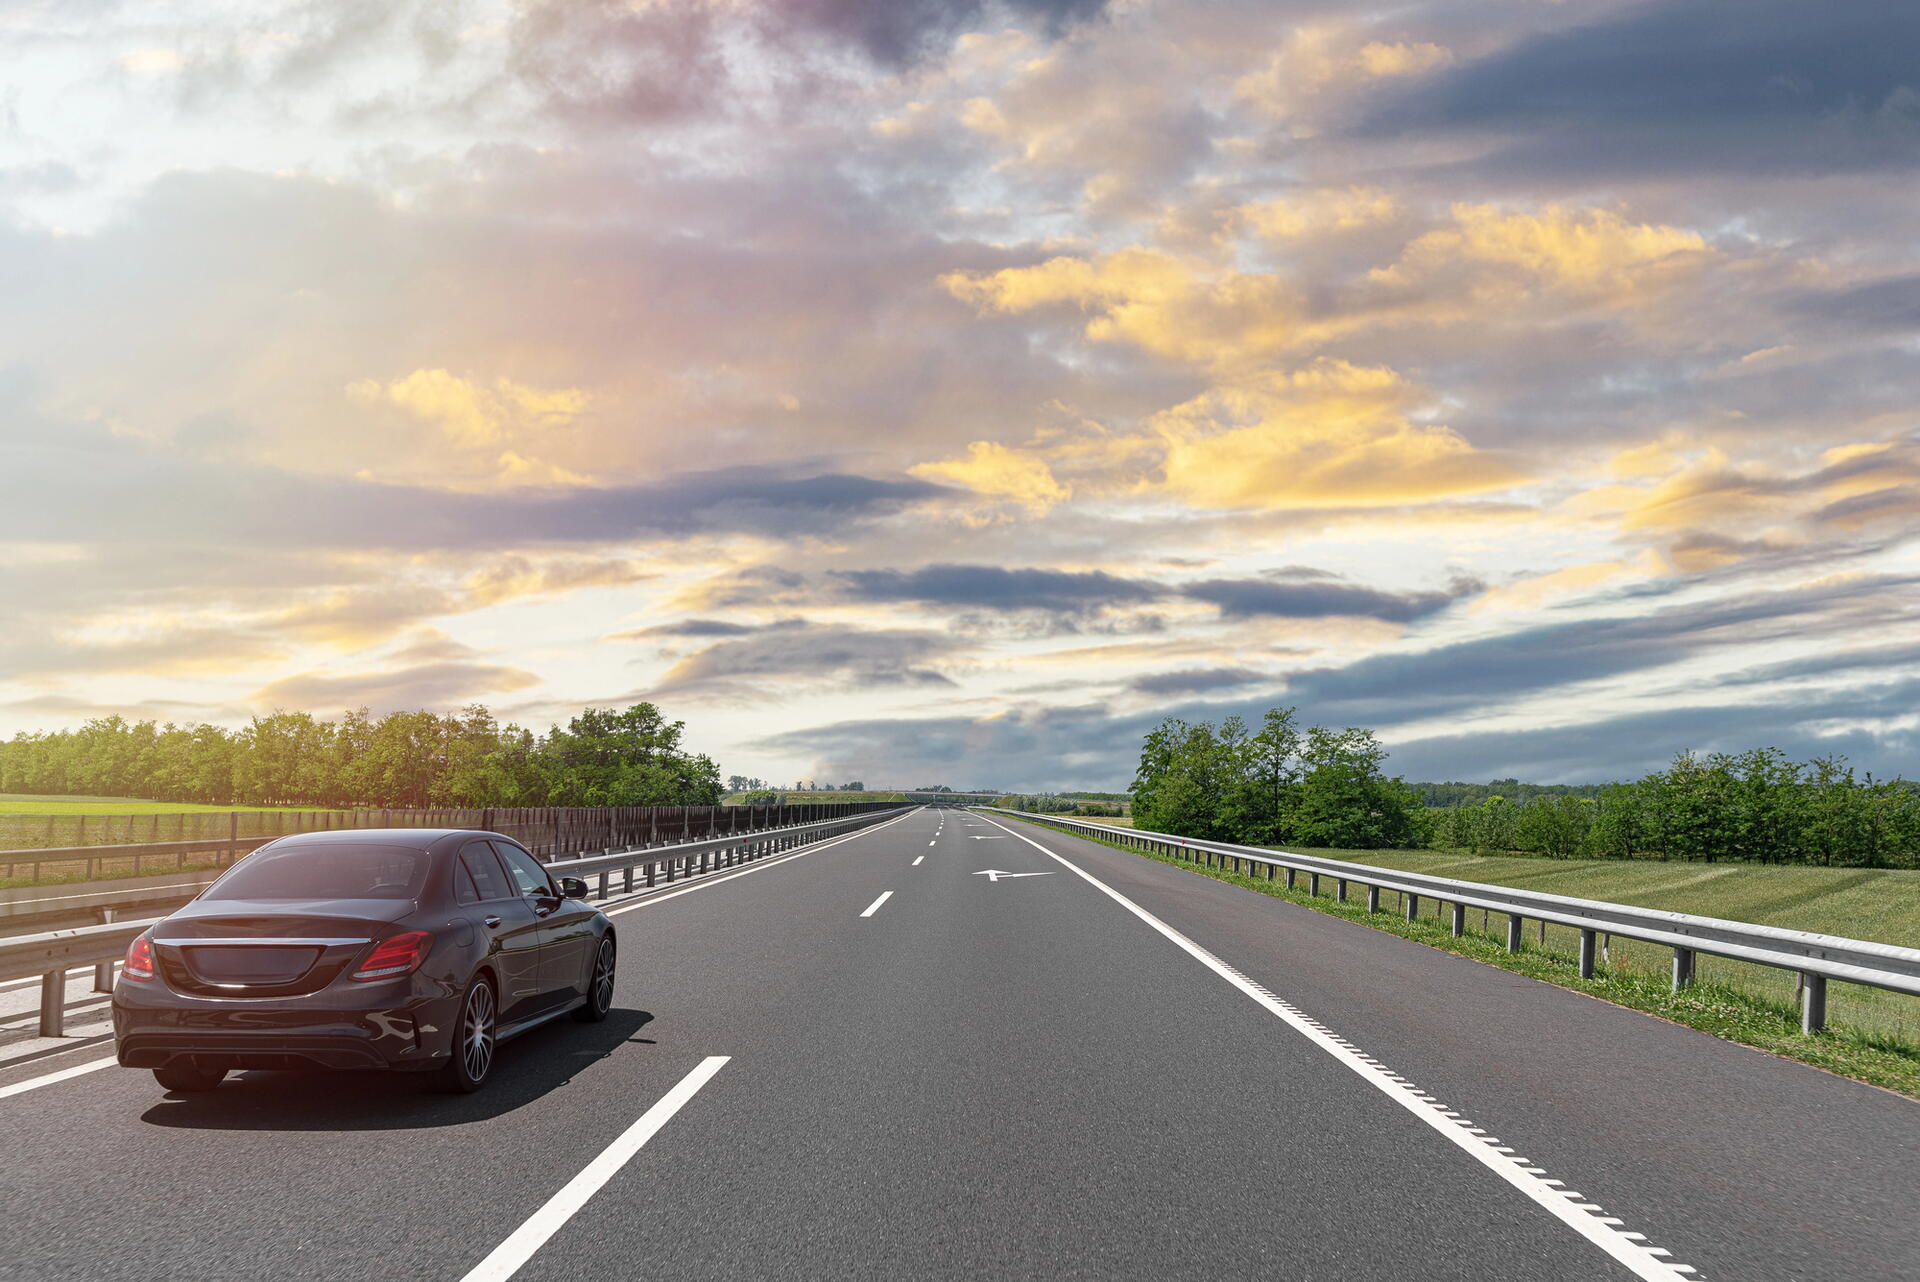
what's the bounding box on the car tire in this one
[154,1062,225,1093]
[571,935,615,1024]
[435,972,498,1094]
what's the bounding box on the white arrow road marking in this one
[972,870,1057,882]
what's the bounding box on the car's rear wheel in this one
[435,973,497,1093]
[572,935,615,1023]
[154,1061,225,1093]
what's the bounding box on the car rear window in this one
[204,844,430,901]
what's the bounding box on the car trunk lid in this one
[152,901,416,996]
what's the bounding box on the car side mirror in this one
[557,877,588,900]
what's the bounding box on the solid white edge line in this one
[974,812,1702,1282]
[0,1054,117,1101]
[859,891,893,918]
[459,1055,730,1282]
[604,809,918,918]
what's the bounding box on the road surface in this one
[1,806,1915,1280]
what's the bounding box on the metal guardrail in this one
[0,806,912,1038]
[0,803,908,934]
[0,835,275,880]
[981,808,1920,1035]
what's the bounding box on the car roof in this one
[264,828,514,852]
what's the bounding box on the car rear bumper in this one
[112,991,460,1072]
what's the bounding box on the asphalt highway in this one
[1,806,1915,1280]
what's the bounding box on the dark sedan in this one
[112,828,617,1094]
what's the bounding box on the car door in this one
[490,840,585,1012]
[495,840,597,1005]
[456,841,547,1025]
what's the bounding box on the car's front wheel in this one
[154,1061,225,1093]
[571,935,615,1023]
[435,973,498,1093]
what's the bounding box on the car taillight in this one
[123,934,155,981]
[351,930,433,981]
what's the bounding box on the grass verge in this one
[1001,814,1920,1101]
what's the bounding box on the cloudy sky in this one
[4,0,1919,789]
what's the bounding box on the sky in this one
[3,0,1919,791]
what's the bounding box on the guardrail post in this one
[1404,893,1419,922]
[1285,868,1296,890]
[1308,872,1320,897]
[1506,915,1523,952]
[597,870,609,901]
[39,968,64,1037]
[1800,973,1827,1034]
[1450,902,1465,936]
[1262,862,1274,880]
[1336,878,1348,903]
[1577,929,1597,978]
[93,907,117,991]
[646,860,657,888]
[1366,885,1380,914]
[1671,947,1695,990]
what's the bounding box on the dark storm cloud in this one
[831,564,1168,612]
[646,621,963,700]
[1363,0,1920,178]
[1128,668,1269,696]
[0,425,941,549]
[509,0,1109,125]
[619,619,766,639]
[1789,275,1920,332]
[1276,575,1920,725]
[777,0,1108,67]
[1182,578,1475,623]
[830,564,1474,625]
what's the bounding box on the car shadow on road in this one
[138,1008,655,1131]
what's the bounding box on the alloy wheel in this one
[462,980,496,1082]
[592,939,615,1012]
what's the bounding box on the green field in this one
[1256,845,1920,1049]
[723,791,908,805]
[0,794,289,816]
[1319,848,1920,948]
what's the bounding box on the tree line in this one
[0,704,723,809]
[1433,749,1920,867]
[992,795,1127,817]
[1129,714,1920,867]
[1131,708,1429,849]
